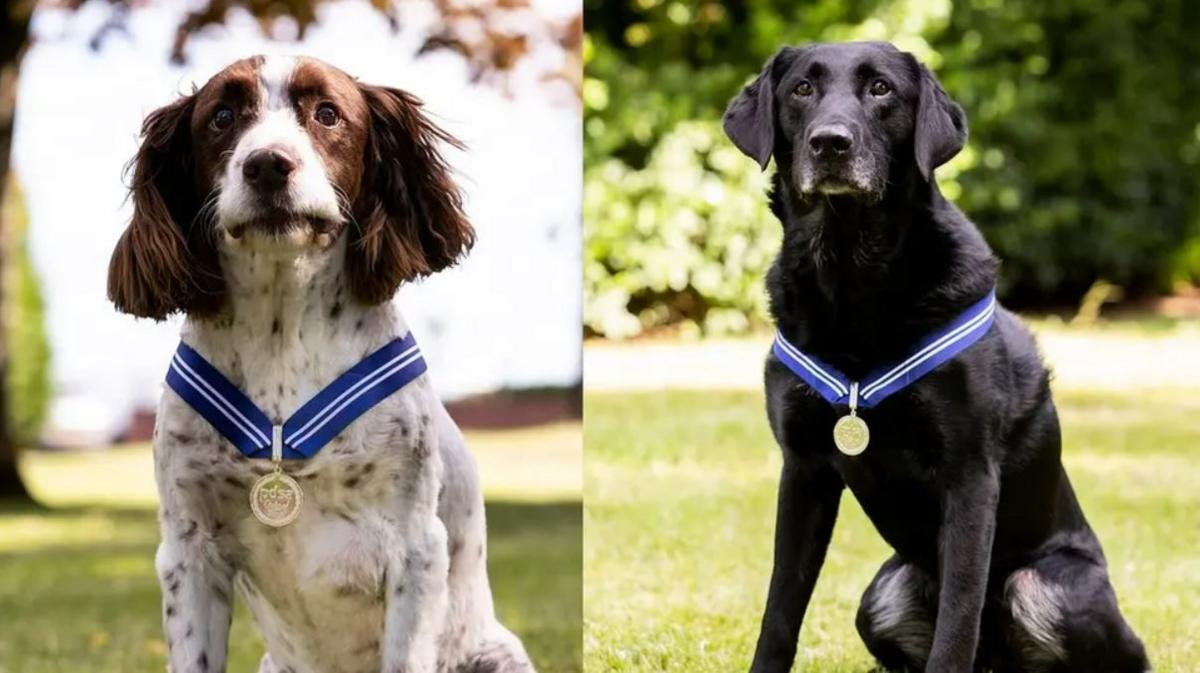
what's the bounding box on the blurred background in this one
[584,0,1200,339]
[582,2,1200,672]
[0,1,582,671]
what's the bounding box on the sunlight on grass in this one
[0,422,581,673]
[18,422,582,509]
[1025,313,1200,337]
[584,390,1200,673]
[472,422,582,502]
[19,444,158,508]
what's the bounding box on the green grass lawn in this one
[584,389,1200,672]
[0,423,582,673]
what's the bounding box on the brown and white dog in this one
[107,55,535,673]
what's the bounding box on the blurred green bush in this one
[3,181,51,445]
[585,122,778,337]
[584,0,1200,337]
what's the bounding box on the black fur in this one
[724,42,1147,673]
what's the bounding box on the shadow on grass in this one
[0,498,581,673]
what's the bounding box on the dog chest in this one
[770,379,966,557]
[239,505,392,601]
[233,511,394,669]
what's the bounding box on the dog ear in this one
[108,93,225,320]
[723,47,799,170]
[346,85,474,305]
[913,62,967,180]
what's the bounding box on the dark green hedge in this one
[584,0,1200,337]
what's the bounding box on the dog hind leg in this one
[1000,556,1148,673]
[855,555,937,672]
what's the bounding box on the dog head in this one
[723,42,967,201]
[108,55,473,320]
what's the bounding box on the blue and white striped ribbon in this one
[165,333,427,460]
[772,290,997,409]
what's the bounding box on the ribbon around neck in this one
[165,333,427,460]
[772,290,997,409]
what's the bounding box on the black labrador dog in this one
[723,42,1148,673]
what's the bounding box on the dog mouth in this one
[223,208,342,240]
[802,174,878,199]
[811,176,865,195]
[798,162,883,201]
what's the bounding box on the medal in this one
[250,468,303,527]
[833,382,870,456]
[833,412,870,455]
[249,426,303,527]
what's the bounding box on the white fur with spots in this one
[152,55,534,673]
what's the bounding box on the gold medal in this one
[833,412,870,455]
[250,468,303,527]
[249,425,302,527]
[833,381,869,456]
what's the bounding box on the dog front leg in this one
[155,528,233,673]
[748,461,844,673]
[382,515,450,673]
[926,463,999,673]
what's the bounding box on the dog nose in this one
[809,125,853,157]
[242,148,297,192]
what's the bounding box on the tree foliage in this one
[2,182,48,448]
[34,0,581,89]
[584,0,1200,337]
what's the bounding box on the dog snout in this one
[242,147,298,192]
[808,124,854,158]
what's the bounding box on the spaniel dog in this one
[108,56,535,673]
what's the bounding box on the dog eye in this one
[212,106,235,130]
[314,103,340,127]
[869,79,892,97]
[793,81,814,97]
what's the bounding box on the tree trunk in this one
[0,5,33,500]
